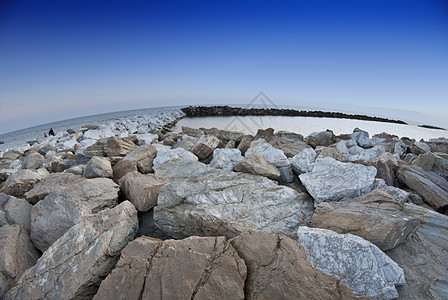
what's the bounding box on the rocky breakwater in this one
[0,117,447,299]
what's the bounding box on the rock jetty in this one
[0,109,448,299]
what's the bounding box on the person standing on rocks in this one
[49,128,55,136]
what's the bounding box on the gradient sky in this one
[1,0,447,134]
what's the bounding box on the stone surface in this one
[136,209,171,240]
[386,203,448,299]
[0,169,49,198]
[152,147,198,170]
[246,139,294,182]
[94,236,246,300]
[30,177,119,252]
[432,152,448,179]
[112,159,137,183]
[192,134,220,160]
[0,193,32,231]
[209,148,243,171]
[233,153,280,180]
[397,164,448,209]
[22,152,44,170]
[306,130,336,148]
[297,226,405,299]
[236,135,254,155]
[123,144,157,174]
[310,191,419,251]
[154,160,314,239]
[413,153,434,171]
[120,171,164,212]
[372,178,409,205]
[24,173,83,204]
[0,225,40,298]
[299,157,377,206]
[351,128,372,148]
[104,136,137,159]
[269,135,310,157]
[83,156,113,178]
[230,231,357,300]
[290,147,317,174]
[85,138,107,157]
[6,201,138,300]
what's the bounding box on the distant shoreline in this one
[181,106,409,125]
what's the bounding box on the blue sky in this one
[1,0,447,134]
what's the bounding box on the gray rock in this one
[152,147,198,170]
[93,235,246,300]
[104,136,137,161]
[246,139,294,182]
[120,171,164,212]
[112,159,137,183]
[136,209,171,240]
[414,141,431,154]
[310,191,419,251]
[0,169,49,198]
[209,148,243,171]
[306,130,336,148]
[83,156,113,178]
[372,178,409,205]
[85,138,108,157]
[30,177,119,252]
[22,152,44,170]
[290,148,316,174]
[0,193,32,231]
[154,160,314,239]
[351,128,372,148]
[6,201,138,300]
[24,173,83,204]
[432,152,448,179]
[192,134,220,160]
[230,231,357,299]
[123,144,157,173]
[297,226,405,299]
[397,164,448,209]
[412,153,434,171]
[0,225,40,298]
[269,135,310,158]
[233,153,280,180]
[299,157,377,206]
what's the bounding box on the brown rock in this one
[181,126,204,138]
[234,153,280,180]
[192,135,220,160]
[269,135,310,158]
[236,135,254,155]
[93,236,246,300]
[0,169,49,198]
[83,156,113,178]
[123,144,157,174]
[85,138,108,157]
[24,173,83,204]
[105,137,137,161]
[120,171,164,212]
[230,231,357,300]
[254,128,274,141]
[112,159,138,183]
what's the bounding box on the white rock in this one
[290,148,316,174]
[99,128,115,139]
[83,130,101,140]
[414,142,431,153]
[210,149,243,171]
[62,140,79,150]
[299,157,377,206]
[136,133,158,145]
[79,139,97,148]
[152,147,198,170]
[297,226,405,299]
[372,179,409,205]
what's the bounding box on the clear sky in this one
[1,0,447,134]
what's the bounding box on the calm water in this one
[173,115,448,141]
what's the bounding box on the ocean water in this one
[172,115,448,141]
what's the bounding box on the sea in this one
[1,105,447,152]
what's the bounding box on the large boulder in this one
[209,149,243,171]
[30,177,119,252]
[246,139,294,182]
[154,160,314,239]
[152,147,198,171]
[233,153,280,180]
[229,231,357,299]
[386,203,448,299]
[350,128,372,148]
[112,159,137,183]
[6,201,138,300]
[192,134,220,160]
[290,148,316,174]
[297,226,405,299]
[22,152,44,170]
[24,173,83,204]
[123,144,157,173]
[104,136,137,159]
[0,225,40,298]
[236,135,254,155]
[0,169,49,198]
[397,164,448,209]
[306,130,336,148]
[268,134,310,157]
[120,171,164,212]
[83,156,113,179]
[310,190,419,251]
[93,236,246,300]
[0,193,32,231]
[299,157,377,206]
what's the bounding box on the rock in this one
[24,173,82,204]
[83,129,101,140]
[201,127,245,142]
[181,126,203,137]
[47,156,89,173]
[254,128,274,141]
[290,148,316,174]
[93,235,246,300]
[299,157,377,206]
[6,201,138,300]
[209,149,243,171]
[0,169,49,198]
[412,153,434,171]
[432,152,448,179]
[236,135,254,155]
[104,137,137,161]
[428,140,448,153]
[123,144,157,174]
[85,138,108,157]
[317,144,348,162]
[83,156,113,179]
[0,193,32,231]
[154,160,313,239]
[152,147,198,171]
[351,128,372,148]
[246,139,294,182]
[297,226,405,299]
[192,134,220,160]
[120,171,164,212]
[230,231,357,299]
[374,152,399,186]
[0,225,40,298]
[310,191,419,251]
[233,153,280,180]
[386,203,448,299]
[112,159,137,183]
[30,177,119,252]
[135,133,158,145]
[136,209,171,239]
[306,130,336,148]
[414,141,431,154]
[372,179,409,205]
[269,135,310,157]
[22,152,44,170]
[397,164,448,209]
